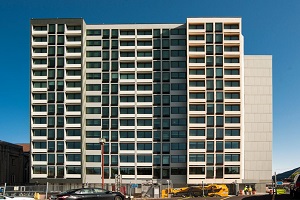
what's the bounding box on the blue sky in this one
[0,0,299,174]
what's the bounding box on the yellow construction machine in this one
[161,184,229,198]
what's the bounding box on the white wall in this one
[244,55,272,182]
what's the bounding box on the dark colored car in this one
[56,188,125,200]
[290,174,300,198]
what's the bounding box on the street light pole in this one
[167,180,169,198]
[99,138,106,189]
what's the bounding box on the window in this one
[120,131,134,138]
[137,107,152,114]
[120,143,135,150]
[225,117,240,123]
[225,92,240,99]
[171,28,186,35]
[189,167,205,175]
[171,143,186,150]
[171,39,186,46]
[171,155,186,163]
[86,29,101,36]
[120,96,134,102]
[225,154,240,161]
[189,58,204,63]
[137,131,152,138]
[120,167,135,175]
[66,142,81,149]
[189,81,205,87]
[66,129,81,136]
[120,51,135,57]
[120,85,135,91]
[66,117,81,124]
[33,142,46,149]
[225,166,240,174]
[189,92,205,99]
[225,104,240,111]
[120,119,135,126]
[137,155,152,162]
[86,40,101,46]
[137,119,152,126]
[120,41,135,46]
[33,154,47,161]
[171,95,186,102]
[66,166,81,174]
[67,25,81,30]
[189,154,205,162]
[224,58,239,63]
[86,84,101,91]
[120,73,135,79]
[33,117,46,124]
[189,129,205,136]
[86,51,101,57]
[189,35,204,40]
[224,46,239,52]
[224,24,239,29]
[171,107,187,114]
[137,96,151,102]
[189,142,205,149]
[33,129,47,136]
[225,129,240,136]
[33,36,47,42]
[34,58,48,65]
[86,143,101,150]
[224,35,239,40]
[137,51,152,57]
[224,69,239,75]
[33,166,47,174]
[67,36,81,41]
[86,119,101,126]
[120,108,134,114]
[189,105,205,111]
[171,50,186,57]
[225,81,240,87]
[225,141,240,149]
[86,95,101,102]
[189,46,204,52]
[120,30,135,35]
[137,41,152,46]
[137,143,152,150]
[85,131,100,138]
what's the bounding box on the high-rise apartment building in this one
[30,18,272,188]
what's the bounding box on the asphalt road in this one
[176,194,298,200]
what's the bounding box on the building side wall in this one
[244,55,272,182]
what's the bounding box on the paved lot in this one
[136,194,299,200]
[174,194,297,200]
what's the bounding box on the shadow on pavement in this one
[241,194,294,200]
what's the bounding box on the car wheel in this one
[114,195,123,200]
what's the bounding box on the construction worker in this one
[244,186,248,195]
[248,186,253,195]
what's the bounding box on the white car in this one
[0,196,34,200]
[0,196,13,200]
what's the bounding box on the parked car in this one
[0,196,10,200]
[0,196,34,200]
[290,174,300,198]
[56,188,125,200]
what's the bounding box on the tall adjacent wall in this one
[243,55,272,183]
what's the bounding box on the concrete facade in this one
[244,55,272,183]
[30,18,272,187]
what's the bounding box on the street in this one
[175,194,298,200]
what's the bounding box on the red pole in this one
[102,143,104,189]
